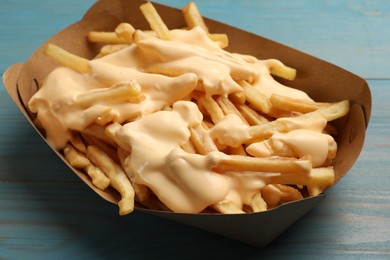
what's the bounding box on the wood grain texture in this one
[1,0,389,259]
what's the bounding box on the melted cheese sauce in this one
[28,26,333,213]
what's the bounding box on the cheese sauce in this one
[28,26,333,213]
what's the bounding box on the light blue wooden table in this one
[1,0,389,258]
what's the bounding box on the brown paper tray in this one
[2,0,371,247]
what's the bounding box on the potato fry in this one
[63,143,110,190]
[270,93,329,114]
[84,163,111,190]
[229,91,246,105]
[181,139,197,154]
[87,31,129,44]
[208,33,229,48]
[115,22,135,43]
[274,184,303,203]
[268,167,335,193]
[249,192,267,212]
[240,80,271,114]
[216,96,248,124]
[237,104,269,126]
[63,143,90,169]
[198,95,225,124]
[117,147,150,202]
[213,155,312,175]
[105,122,130,152]
[190,125,218,155]
[82,124,117,147]
[74,80,144,108]
[86,145,135,215]
[249,100,350,142]
[182,2,208,32]
[268,62,297,80]
[96,44,130,58]
[44,43,90,74]
[182,2,228,48]
[69,131,87,153]
[140,2,172,40]
[212,200,245,214]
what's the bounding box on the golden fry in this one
[240,80,271,114]
[212,200,245,214]
[86,145,135,215]
[63,143,90,169]
[198,95,225,124]
[115,22,135,43]
[249,100,350,142]
[45,43,90,74]
[87,31,129,44]
[140,2,172,40]
[84,163,111,190]
[182,2,208,32]
[216,96,248,124]
[249,192,267,212]
[270,93,329,114]
[237,104,269,126]
[74,80,144,108]
[269,63,297,80]
[213,155,312,175]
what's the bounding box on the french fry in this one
[270,93,329,114]
[198,95,225,124]
[213,155,312,175]
[84,163,111,190]
[229,91,246,105]
[237,104,269,126]
[216,96,248,124]
[140,2,172,40]
[182,2,229,48]
[212,200,245,214]
[82,124,117,147]
[181,139,197,154]
[44,43,90,74]
[268,62,297,80]
[69,131,87,153]
[116,147,150,202]
[246,139,297,158]
[86,145,135,215]
[63,143,90,169]
[208,33,229,48]
[261,184,282,208]
[115,22,135,43]
[96,44,130,58]
[267,167,335,193]
[249,192,267,212]
[63,143,110,190]
[190,125,218,155]
[87,31,129,44]
[248,100,350,143]
[105,122,130,152]
[74,80,144,108]
[182,2,208,32]
[240,80,271,114]
[274,184,303,203]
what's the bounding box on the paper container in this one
[2,0,371,247]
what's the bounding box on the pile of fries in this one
[29,2,349,215]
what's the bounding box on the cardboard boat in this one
[2,0,371,247]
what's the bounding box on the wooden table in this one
[1,0,389,258]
